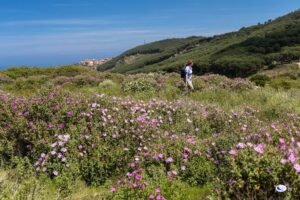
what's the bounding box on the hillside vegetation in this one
[98,9,300,77]
[0,66,300,199]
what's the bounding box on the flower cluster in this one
[0,87,300,199]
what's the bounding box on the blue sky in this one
[0,0,300,68]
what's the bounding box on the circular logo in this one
[276,185,287,192]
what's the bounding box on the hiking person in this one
[183,60,194,90]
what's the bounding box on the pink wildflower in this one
[58,124,64,129]
[58,141,65,146]
[137,115,146,122]
[111,185,117,192]
[130,162,136,168]
[24,111,30,116]
[229,149,238,156]
[158,153,164,159]
[294,164,300,173]
[182,153,188,159]
[156,195,166,200]
[155,187,161,193]
[67,111,73,117]
[57,153,62,159]
[165,157,173,163]
[289,153,297,164]
[280,159,288,164]
[29,121,33,128]
[194,150,201,156]
[254,144,265,154]
[141,182,147,189]
[126,172,132,177]
[48,123,54,129]
[279,138,285,144]
[132,182,138,188]
[236,143,246,149]
[247,142,253,147]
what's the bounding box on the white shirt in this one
[185,66,192,81]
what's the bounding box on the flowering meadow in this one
[0,66,300,199]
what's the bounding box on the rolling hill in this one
[98,9,300,77]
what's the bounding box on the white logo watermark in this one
[275,185,287,193]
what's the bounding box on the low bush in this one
[269,79,292,90]
[122,77,158,93]
[71,75,101,87]
[0,68,300,199]
[98,80,118,90]
[0,74,13,84]
[250,74,271,87]
[51,76,72,85]
[216,147,300,199]
[13,75,49,90]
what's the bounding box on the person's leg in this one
[183,78,188,92]
[187,80,194,90]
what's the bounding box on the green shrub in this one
[13,75,49,90]
[71,75,100,87]
[216,147,300,199]
[108,170,197,200]
[122,78,157,93]
[192,79,206,91]
[98,80,118,90]
[1,66,90,79]
[52,66,90,77]
[181,156,215,186]
[51,76,72,85]
[0,74,13,84]
[269,79,292,89]
[250,74,271,87]
[160,85,181,100]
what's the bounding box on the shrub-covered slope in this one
[1,66,300,199]
[98,9,300,77]
[1,80,300,199]
[98,37,205,73]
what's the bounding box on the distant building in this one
[79,58,112,70]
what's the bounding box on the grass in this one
[258,63,300,78]
[0,168,111,200]
[189,87,300,113]
[0,167,212,200]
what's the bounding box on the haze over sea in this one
[1,0,300,69]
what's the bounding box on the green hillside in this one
[98,9,300,77]
[98,37,205,73]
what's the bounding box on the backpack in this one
[180,66,186,78]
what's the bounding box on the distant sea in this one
[0,64,72,70]
[0,63,78,70]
